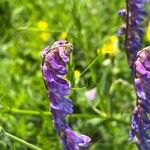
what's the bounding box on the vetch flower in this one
[117,24,126,35]
[118,9,126,17]
[41,40,91,150]
[118,1,149,149]
[118,0,147,73]
[64,128,91,150]
[129,47,150,150]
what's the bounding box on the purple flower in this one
[118,1,149,149]
[41,40,91,149]
[118,0,147,73]
[118,9,126,17]
[129,47,150,149]
[64,128,91,150]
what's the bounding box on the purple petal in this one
[65,128,91,147]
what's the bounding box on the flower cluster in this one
[41,40,91,150]
[118,0,147,73]
[130,48,150,150]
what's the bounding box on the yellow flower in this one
[59,32,68,39]
[98,35,119,57]
[38,20,48,30]
[146,22,150,41]
[37,20,49,42]
[39,32,49,42]
[74,70,80,79]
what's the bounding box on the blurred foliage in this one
[0,0,150,150]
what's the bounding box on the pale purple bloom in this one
[84,88,97,101]
[41,40,91,149]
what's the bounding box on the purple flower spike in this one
[118,0,147,73]
[41,40,91,150]
[118,1,149,149]
[130,47,150,149]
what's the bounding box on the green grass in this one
[0,0,149,149]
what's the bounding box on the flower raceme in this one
[118,0,149,149]
[130,47,150,150]
[41,40,91,150]
[118,0,147,73]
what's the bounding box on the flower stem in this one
[125,0,130,61]
[5,132,42,150]
[1,108,129,125]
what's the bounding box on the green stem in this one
[2,108,50,116]
[1,108,129,125]
[17,27,76,34]
[78,56,99,78]
[125,0,130,61]
[5,132,42,150]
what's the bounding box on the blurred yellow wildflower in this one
[39,32,49,42]
[37,20,49,42]
[74,70,80,79]
[59,32,68,39]
[146,22,150,41]
[98,35,119,57]
[38,20,48,30]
